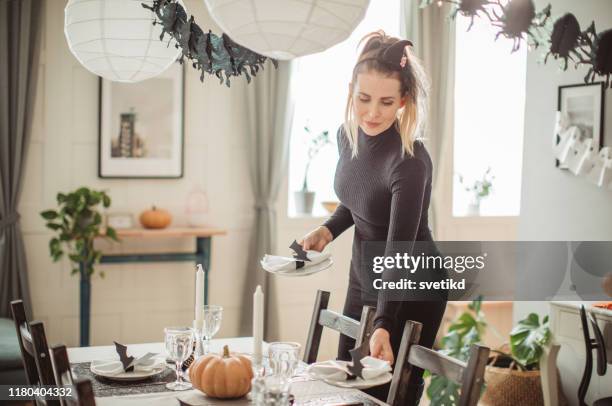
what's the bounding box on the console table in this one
[79,227,226,346]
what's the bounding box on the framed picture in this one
[557,82,605,147]
[98,63,184,178]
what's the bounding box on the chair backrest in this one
[10,300,60,406]
[51,344,75,406]
[303,290,375,364]
[388,320,490,406]
[578,305,607,406]
[70,378,96,406]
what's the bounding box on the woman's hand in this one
[298,226,333,252]
[370,328,394,365]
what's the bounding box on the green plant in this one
[40,187,118,277]
[301,125,331,191]
[508,313,551,370]
[458,167,495,203]
[427,297,487,405]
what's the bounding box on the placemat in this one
[72,362,177,397]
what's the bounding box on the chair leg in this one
[404,376,425,406]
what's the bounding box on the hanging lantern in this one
[203,0,371,60]
[64,0,183,83]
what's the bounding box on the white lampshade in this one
[64,0,183,83]
[203,0,371,60]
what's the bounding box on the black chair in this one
[10,299,60,406]
[69,378,96,406]
[50,344,75,406]
[303,290,375,364]
[579,305,612,406]
[388,319,489,406]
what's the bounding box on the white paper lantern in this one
[64,0,182,83]
[203,0,371,60]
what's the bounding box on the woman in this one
[299,31,447,404]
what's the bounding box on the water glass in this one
[164,327,194,390]
[251,375,291,406]
[202,305,223,354]
[268,342,301,379]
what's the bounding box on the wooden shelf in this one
[108,227,227,239]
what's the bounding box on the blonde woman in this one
[299,31,447,404]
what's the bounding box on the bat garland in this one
[421,0,612,87]
[141,0,277,87]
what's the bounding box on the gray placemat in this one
[72,362,177,397]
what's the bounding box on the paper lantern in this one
[203,0,371,60]
[64,0,182,83]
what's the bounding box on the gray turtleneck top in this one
[323,123,435,333]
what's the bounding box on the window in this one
[287,0,400,217]
[452,10,527,217]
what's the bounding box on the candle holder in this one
[192,320,204,358]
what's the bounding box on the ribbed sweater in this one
[323,122,435,333]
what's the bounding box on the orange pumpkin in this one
[139,206,172,229]
[189,345,253,398]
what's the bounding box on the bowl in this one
[321,201,339,214]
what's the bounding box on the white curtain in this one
[240,61,295,339]
[401,1,456,237]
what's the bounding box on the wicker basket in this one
[480,354,544,406]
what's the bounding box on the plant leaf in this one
[41,210,58,220]
[510,313,551,368]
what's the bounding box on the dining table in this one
[67,336,389,406]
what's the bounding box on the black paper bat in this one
[114,341,135,372]
[346,341,369,380]
[290,240,311,265]
[142,0,276,87]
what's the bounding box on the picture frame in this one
[98,63,185,178]
[105,212,134,229]
[556,82,605,168]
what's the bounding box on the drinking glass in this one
[164,327,194,390]
[251,375,291,406]
[268,342,301,379]
[202,305,223,354]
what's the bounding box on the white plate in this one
[90,363,167,382]
[308,370,392,389]
[266,258,333,277]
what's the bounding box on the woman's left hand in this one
[369,328,394,365]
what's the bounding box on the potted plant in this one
[458,167,494,216]
[428,300,560,406]
[480,313,553,406]
[294,125,331,215]
[40,187,118,346]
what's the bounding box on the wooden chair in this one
[10,299,60,406]
[388,319,490,406]
[578,305,612,406]
[58,378,96,406]
[303,290,375,364]
[50,344,75,406]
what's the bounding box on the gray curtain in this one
[240,61,295,338]
[401,1,456,236]
[0,0,42,319]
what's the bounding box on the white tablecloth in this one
[68,337,388,406]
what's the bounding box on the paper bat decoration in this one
[346,341,369,379]
[290,240,311,264]
[114,341,135,372]
[142,0,277,87]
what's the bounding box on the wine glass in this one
[202,305,223,354]
[164,327,194,391]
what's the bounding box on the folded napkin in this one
[261,251,331,273]
[307,356,391,381]
[91,353,164,376]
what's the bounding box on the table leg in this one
[79,262,91,347]
[196,237,211,305]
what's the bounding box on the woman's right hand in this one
[298,226,333,252]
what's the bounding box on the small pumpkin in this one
[189,345,253,398]
[139,206,172,229]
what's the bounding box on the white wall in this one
[514,0,612,321]
[20,0,255,346]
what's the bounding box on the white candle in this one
[253,285,263,366]
[195,264,205,330]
